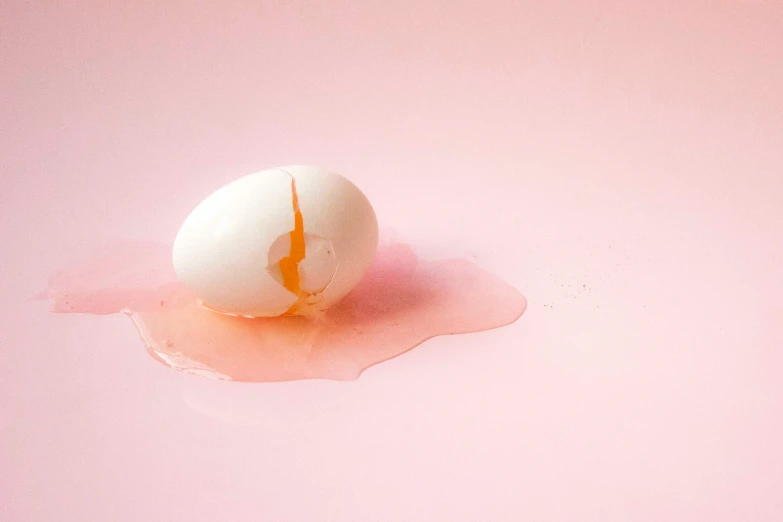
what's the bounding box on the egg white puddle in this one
[40,235,527,382]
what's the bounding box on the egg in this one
[172,166,379,317]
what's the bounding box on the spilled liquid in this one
[41,236,527,382]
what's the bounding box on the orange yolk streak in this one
[278,177,307,314]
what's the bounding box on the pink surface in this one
[41,236,525,382]
[2,1,782,521]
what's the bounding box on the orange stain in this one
[278,177,307,314]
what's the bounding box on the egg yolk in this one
[277,177,308,314]
[278,178,305,294]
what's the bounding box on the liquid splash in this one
[41,236,527,382]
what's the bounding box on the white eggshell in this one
[172,166,378,317]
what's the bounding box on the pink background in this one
[2,1,782,520]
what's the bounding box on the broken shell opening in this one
[266,233,338,296]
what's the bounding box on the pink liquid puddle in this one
[41,236,527,382]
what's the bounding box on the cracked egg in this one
[172,166,378,318]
